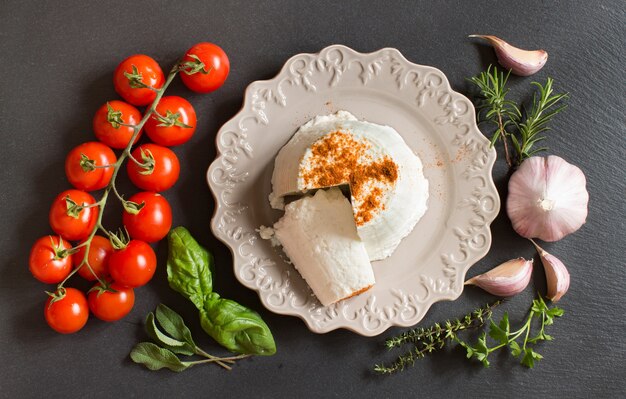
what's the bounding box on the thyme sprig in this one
[374,297,563,374]
[468,65,568,167]
[385,301,501,349]
[374,301,500,374]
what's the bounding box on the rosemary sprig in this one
[511,78,569,163]
[374,297,563,374]
[468,66,520,167]
[374,301,501,374]
[468,65,568,167]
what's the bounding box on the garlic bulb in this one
[465,258,533,297]
[531,240,570,302]
[507,155,589,242]
[469,35,548,76]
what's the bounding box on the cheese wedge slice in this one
[272,188,374,306]
[270,111,428,261]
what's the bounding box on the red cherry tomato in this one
[108,240,156,288]
[29,236,73,284]
[75,235,113,281]
[123,192,172,242]
[93,100,142,149]
[127,144,180,192]
[180,42,230,93]
[49,190,98,241]
[88,282,135,321]
[144,96,196,147]
[113,55,164,106]
[44,288,89,334]
[65,142,117,191]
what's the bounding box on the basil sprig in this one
[166,227,276,356]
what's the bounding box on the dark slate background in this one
[1,1,624,397]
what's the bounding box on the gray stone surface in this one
[1,1,624,397]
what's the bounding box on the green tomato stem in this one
[127,152,145,167]
[92,163,115,169]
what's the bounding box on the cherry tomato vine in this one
[33,43,230,334]
[52,62,182,294]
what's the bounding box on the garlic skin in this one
[507,155,589,242]
[469,35,548,76]
[465,258,533,297]
[531,240,570,302]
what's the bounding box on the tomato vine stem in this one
[53,63,182,296]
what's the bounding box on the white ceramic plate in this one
[207,45,499,336]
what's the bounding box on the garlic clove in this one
[530,240,570,302]
[469,34,548,76]
[465,258,533,297]
[507,155,589,242]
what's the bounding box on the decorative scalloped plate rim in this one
[207,45,499,336]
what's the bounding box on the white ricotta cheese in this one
[272,188,375,306]
[270,111,429,261]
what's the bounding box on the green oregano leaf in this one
[130,342,189,372]
[145,312,194,356]
[155,304,196,348]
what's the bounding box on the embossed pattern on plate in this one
[207,45,499,336]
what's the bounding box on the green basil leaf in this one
[167,227,214,309]
[155,304,197,348]
[130,342,189,372]
[200,293,276,356]
[145,312,195,356]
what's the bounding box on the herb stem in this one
[522,316,533,350]
[194,347,236,369]
[509,316,533,341]
[497,112,513,167]
[186,354,250,369]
